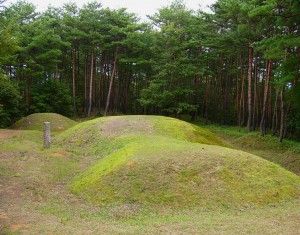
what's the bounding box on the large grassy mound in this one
[57,115,300,209]
[11,113,77,131]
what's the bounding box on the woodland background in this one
[0,0,299,141]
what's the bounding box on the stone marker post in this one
[44,122,51,148]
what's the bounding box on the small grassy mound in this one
[56,115,300,209]
[57,115,224,153]
[11,113,77,131]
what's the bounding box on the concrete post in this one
[44,122,51,148]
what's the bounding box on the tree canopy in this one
[0,0,299,140]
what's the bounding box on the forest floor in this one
[0,115,299,235]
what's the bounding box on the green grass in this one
[153,116,225,146]
[1,115,300,234]
[0,130,42,152]
[54,116,300,209]
[204,124,300,175]
[11,113,77,131]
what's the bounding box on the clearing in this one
[0,114,299,234]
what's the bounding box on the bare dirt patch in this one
[101,116,154,137]
[0,130,23,139]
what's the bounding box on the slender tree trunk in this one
[272,90,279,136]
[260,59,272,136]
[84,53,88,116]
[104,46,119,116]
[72,45,76,116]
[124,69,131,113]
[252,53,258,130]
[98,50,105,112]
[239,72,245,127]
[235,68,240,126]
[25,75,31,110]
[204,76,209,124]
[247,41,253,132]
[87,47,94,117]
[279,87,285,142]
[268,86,273,129]
[219,54,223,122]
[236,58,240,126]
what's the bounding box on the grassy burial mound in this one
[57,115,300,209]
[11,113,77,131]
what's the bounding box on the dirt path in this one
[101,116,154,137]
[0,130,23,139]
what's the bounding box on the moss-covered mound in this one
[57,115,300,209]
[11,113,77,131]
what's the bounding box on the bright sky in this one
[3,0,216,20]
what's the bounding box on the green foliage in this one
[29,80,73,117]
[139,3,200,115]
[0,77,22,127]
[0,25,19,65]
[287,83,300,139]
[0,0,299,140]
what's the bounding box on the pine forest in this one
[0,0,299,141]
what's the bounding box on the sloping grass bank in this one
[204,125,300,175]
[56,116,300,209]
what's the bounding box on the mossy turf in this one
[56,115,300,209]
[205,125,300,175]
[1,116,300,234]
[11,113,77,131]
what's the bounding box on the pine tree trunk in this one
[268,86,273,130]
[235,67,240,126]
[252,53,258,130]
[239,71,245,127]
[72,45,76,116]
[204,76,209,124]
[25,75,31,110]
[84,53,88,116]
[124,69,131,114]
[104,46,119,116]
[272,90,279,136]
[236,58,240,126]
[87,47,94,117]
[279,87,285,142]
[247,41,253,132]
[260,59,272,136]
[219,54,223,121]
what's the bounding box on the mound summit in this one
[57,115,300,209]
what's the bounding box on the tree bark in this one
[104,46,119,116]
[252,53,258,130]
[272,90,279,136]
[87,47,94,117]
[25,74,32,110]
[239,69,245,127]
[84,52,88,116]
[204,76,209,124]
[72,44,76,116]
[247,41,253,132]
[279,87,285,142]
[124,69,131,113]
[236,57,240,126]
[260,59,272,136]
